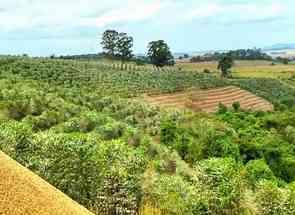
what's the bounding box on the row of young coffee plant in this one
[2,57,295,109]
[230,78,295,110]
[0,58,228,96]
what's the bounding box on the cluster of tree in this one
[101,30,174,67]
[276,57,290,65]
[101,30,134,64]
[191,48,272,62]
[178,53,190,60]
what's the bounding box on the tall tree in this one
[116,33,134,64]
[101,30,119,57]
[218,55,234,78]
[147,40,174,67]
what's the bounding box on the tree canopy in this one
[101,30,119,57]
[147,40,174,67]
[101,30,133,64]
[115,33,133,63]
[218,55,234,78]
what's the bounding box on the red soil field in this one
[145,86,274,112]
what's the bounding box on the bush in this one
[142,168,211,215]
[285,126,295,144]
[232,102,241,112]
[245,159,276,186]
[160,118,179,147]
[98,121,127,140]
[95,140,148,214]
[0,121,38,167]
[34,133,99,206]
[255,180,295,215]
[218,103,228,114]
[198,158,244,213]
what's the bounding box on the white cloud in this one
[0,0,290,33]
[81,0,167,27]
[0,0,168,31]
[185,2,287,23]
[186,3,222,20]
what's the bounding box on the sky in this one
[0,0,295,56]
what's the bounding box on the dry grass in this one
[139,203,162,215]
[0,151,94,215]
[177,60,295,79]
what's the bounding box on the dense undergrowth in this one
[1,57,295,214]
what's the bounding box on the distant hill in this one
[263,44,295,59]
[263,43,295,51]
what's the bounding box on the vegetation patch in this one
[1,57,295,214]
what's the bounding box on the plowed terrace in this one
[144,86,274,112]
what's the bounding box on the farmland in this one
[177,60,295,79]
[1,57,295,215]
[145,86,274,112]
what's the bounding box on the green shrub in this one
[0,120,38,168]
[218,103,228,114]
[160,118,179,147]
[34,133,99,206]
[232,102,241,111]
[142,168,211,215]
[245,159,276,186]
[98,121,127,140]
[284,126,295,144]
[198,158,244,213]
[255,180,295,215]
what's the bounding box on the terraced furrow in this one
[201,86,237,94]
[147,95,188,103]
[144,86,274,113]
[158,101,187,108]
[196,94,256,107]
[197,91,250,101]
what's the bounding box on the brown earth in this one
[0,151,94,215]
[145,86,274,112]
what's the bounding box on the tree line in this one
[191,48,272,63]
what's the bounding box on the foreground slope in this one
[0,151,94,215]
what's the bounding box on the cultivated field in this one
[1,57,295,214]
[145,86,274,112]
[177,60,295,79]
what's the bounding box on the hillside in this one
[0,57,295,214]
[0,151,94,215]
